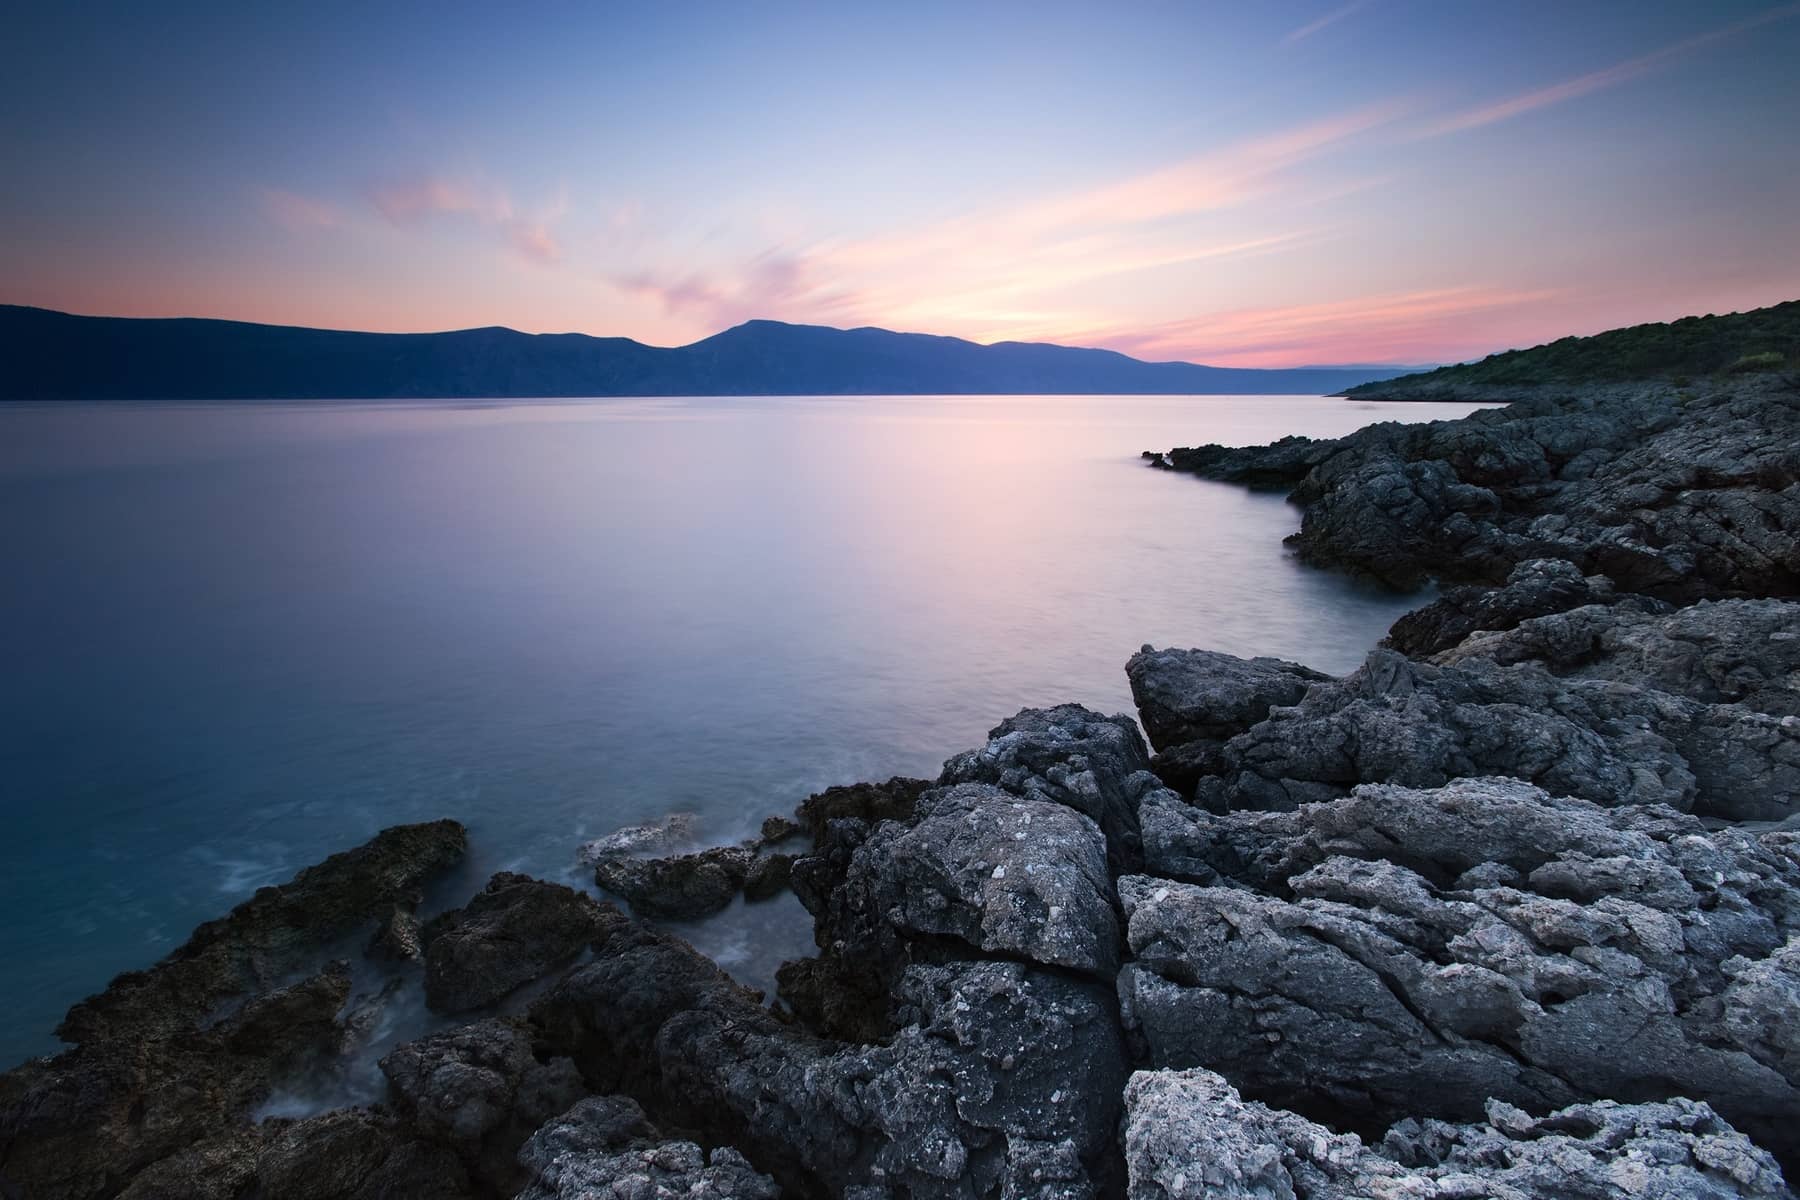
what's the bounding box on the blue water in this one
[0,394,1485,1065]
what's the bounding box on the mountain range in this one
[0,305,1414,400]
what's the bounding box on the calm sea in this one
[0,393,1487,1066]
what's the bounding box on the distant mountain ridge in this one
[0,306,1410,400]
[1345,299,1800,399]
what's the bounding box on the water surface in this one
[0,393,1487,1065]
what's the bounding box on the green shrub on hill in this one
[1347,299,1800,394]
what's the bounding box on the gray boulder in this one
[1384,556,1667,657]
[1436,596,1800,716]
[940,703,1154,871]
[1180,648,1798,821]
[515,1095,778,1200]
[1121,1067,1790,1200]
[1118,777,1800,1163]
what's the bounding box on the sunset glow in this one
[4,1,1797,366]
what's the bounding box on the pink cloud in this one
[613,250,865,332]
[1073,287,1562,367]
[1283,1,1369,46]
[368,174,565,265]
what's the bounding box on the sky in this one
[3,0,1798,368]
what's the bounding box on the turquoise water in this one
[0,394,1485,1065]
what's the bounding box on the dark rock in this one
[59,820,466,1046]
[1152,382,1800,601]
[1436,596,1800,716]
[364,906,424,963]
[1384,556,1669,657]
[1117,776,1800,1164]
[742,853,795,901]
[379,1017,583,1192]
[0,964,354,1199]
[757,814,804,846]
[795,776,929,843]
[593,844,754,919]
[424,872,607,1014]
[940,703,1153,872]
[515,1095,779,1200]
[532,906,1127,1198]
[1121,1067,1790,1199]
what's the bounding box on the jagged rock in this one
[1151,382,1800,600]
[593,844,755,919]
[742,853,794,901]
[59,820,466,1046]
[758,814,804,846]
[515,1095,779,1200]
[0,822,467,1200]
[1121,1067,1790,1200]
[254,1108,473,1199]
[1384,556,1669,656]
[424,872,607,1014]
[532,907,1127,1198]
[365,906,424,963]
[939,704,1153,871]
[795,776,930,842]
[0,965,355,1199]
[1173,648,1798,821]
[1117,777,1800,1164]
[1435,596,1800,715]
[379,1018,583,1193]
[841,781,1120,977]
[578,812,700,865]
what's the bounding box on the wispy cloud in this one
[1074,286,1561,367]
[1425,3,1800,136]
[368,174,567,265]
[259,187,343,232]
[1283,1,1368,46]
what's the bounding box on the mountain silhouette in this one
[0,306,1407,399]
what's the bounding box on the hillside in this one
[0,306,1400,400]
[1346,299,1800,399]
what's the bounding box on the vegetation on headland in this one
[1346,298,1800,397]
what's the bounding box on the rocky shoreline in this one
[4,376,1797,1198]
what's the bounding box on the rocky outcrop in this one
[1133,645,1798,821]
[424,873,608,1013]
[1384,557,1668,656]
[592,844,756,919]
[1151,381,1800,599]
[59,820,466,1047]
[1118,777,1800,1162]
[1121,1067,1791,1199]
[1435,596,1800,715]
[515,1095,777,1200]
[531,900,1128,1199]
[0,821,467,1200]
[379,1018,584,1191]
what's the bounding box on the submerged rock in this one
[424,872,607,1014]
[1121,1067,1790,1200]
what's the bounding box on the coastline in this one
[4,375,1797,1198]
